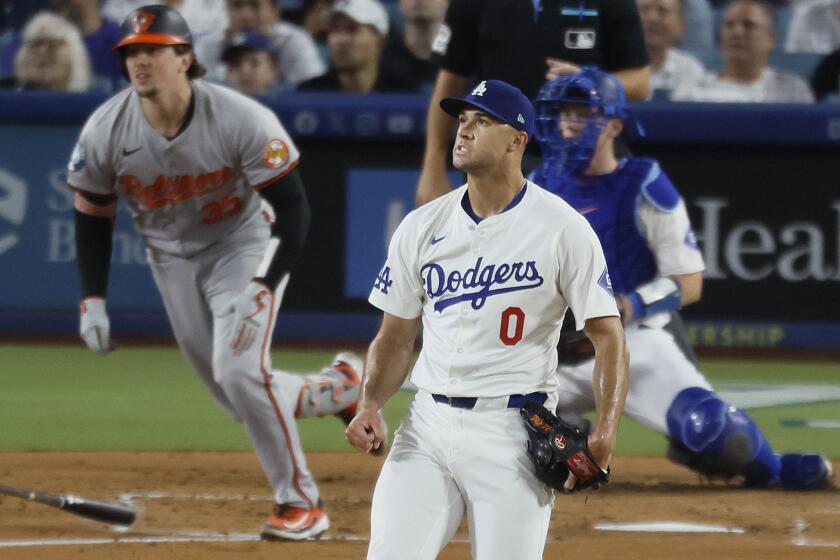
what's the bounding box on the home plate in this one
[594,522,745,534]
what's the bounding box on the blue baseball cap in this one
[221,31,274,64]
[440,80,535,139]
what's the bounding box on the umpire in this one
[416,0,651,205]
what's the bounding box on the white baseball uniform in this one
[68,79,332,508]
[367,182,618,560]
[556,197,711,433]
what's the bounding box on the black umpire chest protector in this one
[477,0,602,98]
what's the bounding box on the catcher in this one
[531,67,833,490]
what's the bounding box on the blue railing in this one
[2,90,840,144]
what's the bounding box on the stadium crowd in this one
[0,0,837,101]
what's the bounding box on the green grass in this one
[1,345,838,457]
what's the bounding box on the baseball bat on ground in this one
[0,484,135,526]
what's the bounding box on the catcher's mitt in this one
[556,329,595,365]
[520,401,610,494]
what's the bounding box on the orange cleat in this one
[260,502,330,540]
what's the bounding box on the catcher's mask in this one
[534,66,642,177]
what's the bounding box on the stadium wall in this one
[0,91,838,348]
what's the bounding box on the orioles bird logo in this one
[132,12,156,33]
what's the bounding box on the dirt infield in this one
[0,452,837,559]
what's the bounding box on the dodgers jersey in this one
[369,182,618,397]
[67,79,300,257]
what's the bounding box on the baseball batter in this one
[68,5,361,539]
[346,80,629,559]
[531,67,833,489]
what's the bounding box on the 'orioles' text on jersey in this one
[369,182,618,397]
[66,80,300,257]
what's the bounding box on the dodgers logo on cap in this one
[440,79,535,139]
[471,81,487,97]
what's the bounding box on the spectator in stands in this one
[380,0,448,91]
[51,0,123,89]
[811,47,840,100]
[672,0,814,102]
[676,0,715,49]
[222,30,282,95]
[0,1,52,33]
[785,0,840,54]
[2,0,121,88]
[301,0,336,44]
[0,12,92,91]
[297,0,420,92]
[196,0,324,87]
[638,0,706,99]
[102,0,229,48]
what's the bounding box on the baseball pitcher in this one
[346,80,629,559]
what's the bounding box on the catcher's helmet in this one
[534,66,641,175]
[114,5,192,50]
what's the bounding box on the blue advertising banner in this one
[0,125,161,311]
[344,168,464,299]
[2,93,839,348]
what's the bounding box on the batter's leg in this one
[368,398,466,560]
[290,352,364,424]
[146,248,238,419]
[212,273,321,508]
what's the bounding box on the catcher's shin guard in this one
[779,453,834,490]
[666,387,780,486]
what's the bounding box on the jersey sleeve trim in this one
[253,159,300,190]
[74,192,117,218]
[68,184,117,199]
[639,162,680,212]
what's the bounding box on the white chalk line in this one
[789,517,840,549]
[4,492,839,548]
[594,521,745,534]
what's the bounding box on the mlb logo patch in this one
[685,229,699,250]
[565,29,596,49]
[68,142,85,172]
[598,268,613,296]
[432,23,452,56]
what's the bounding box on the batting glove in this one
[79,297,111,356]
[229,280,274,356]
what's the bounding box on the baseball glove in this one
[556,329,595,364]
[520,401,610,494]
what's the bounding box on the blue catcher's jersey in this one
[531,158,680,295]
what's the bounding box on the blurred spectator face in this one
[17,34,72,90]
[51,0,93,24]
[721,0,775,67]
[226,49,278,94]
[327,13,383,71]
[399,0,448,22]
[637,0,684,52]
[228,0,278,33]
